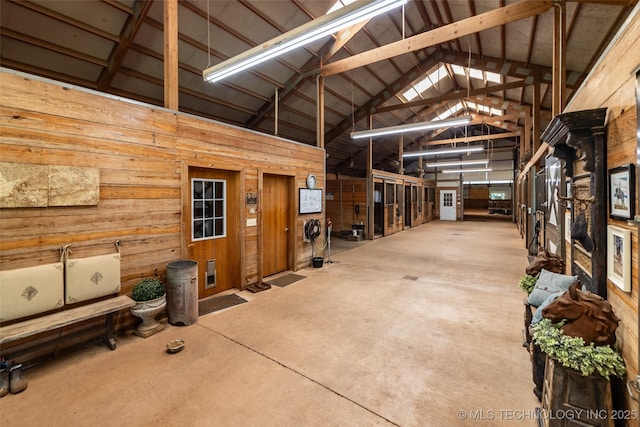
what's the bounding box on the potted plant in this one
[130,278,167,338]
[531,319,625,421]
[531,319,625,379]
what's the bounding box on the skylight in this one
[450,64,502,84]
[486,71,501,83]
[327,0,358,14]
[451,64,465,76]
[469,68,483,80]
[402,64,448,101]
[467,101,502,116]
[435,102,464,120]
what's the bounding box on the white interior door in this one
[440,190,456,221]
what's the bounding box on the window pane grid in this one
[192,178,226,241]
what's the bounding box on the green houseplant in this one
[132,278,165,302]
[531,319,626,379]
[519,274,537,294]
[130,278,167,338]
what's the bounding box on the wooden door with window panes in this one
[187,168,240,298]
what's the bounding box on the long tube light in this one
[350,116,471,139]
[203,0,407,83]
[464,180,513,185]
[442,168,493,173]
[403,146,483,158]
[425,159,489,168]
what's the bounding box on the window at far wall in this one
[192,178,226,241]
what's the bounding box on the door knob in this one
[285,227,289,232]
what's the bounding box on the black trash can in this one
[166,260,198,326]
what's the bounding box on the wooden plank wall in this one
[0,71,325,360]
[466,187,490,210]
[325,178,367,234]
[565,10,639,414]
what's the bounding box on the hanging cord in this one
[351,75,355,133]
[402,2,405,40]
[206,0,212,68]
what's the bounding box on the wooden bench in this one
[0,295,135,351]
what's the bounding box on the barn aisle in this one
[0,221,538,426]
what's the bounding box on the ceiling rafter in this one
[324,55,444,146]
[320,0,554,77]
[441,1,464,53]
[0,27,108,67]
[179,0,301,76]
[467,0,483,57]
[10,0,120,43]
[581,5,634,79]
[500,0,506,61]
[0,58,98,89]
[98,0,153,91]
[428,1,458,53]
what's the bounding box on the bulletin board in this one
[299,188,322,214]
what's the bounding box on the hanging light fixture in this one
[402,145,483,158]
[442,167,493,173]
[350,116,471,139]
[203,0,407,83]
[424,159,489,168]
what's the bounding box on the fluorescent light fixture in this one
[351,116,471,139]
[425,159,489,168]
[464,180,513,185]
[203,0,407,83]
[403,146,483,158]
[442,168,493,173]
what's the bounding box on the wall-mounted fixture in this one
[350,116,471,139]
[203,0,407,83]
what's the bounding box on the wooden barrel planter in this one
[539,356,613,427]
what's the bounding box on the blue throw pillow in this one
[531,291,565,324]
[527,268,577,307]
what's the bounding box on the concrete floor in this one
[0,220,539,426]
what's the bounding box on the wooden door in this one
[187,167,240,298]
[263,174,290,276]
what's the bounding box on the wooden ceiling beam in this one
[0,28,108,67]
[324,55,443,146]
[10,0,120,43]
[426,131,520,147]
[467,0,483,57]
[321,0,553,77]
[98,0,153,91]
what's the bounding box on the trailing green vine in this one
[519,274,537,294]
[531,319,626,379]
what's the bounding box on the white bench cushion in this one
[0,262,64,322]
[65,253,121,303]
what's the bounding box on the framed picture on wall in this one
[608,164,635,220]
[607,225,631,292]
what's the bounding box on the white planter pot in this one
[130,294,167,338]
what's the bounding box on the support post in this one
[163,0,178,110]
